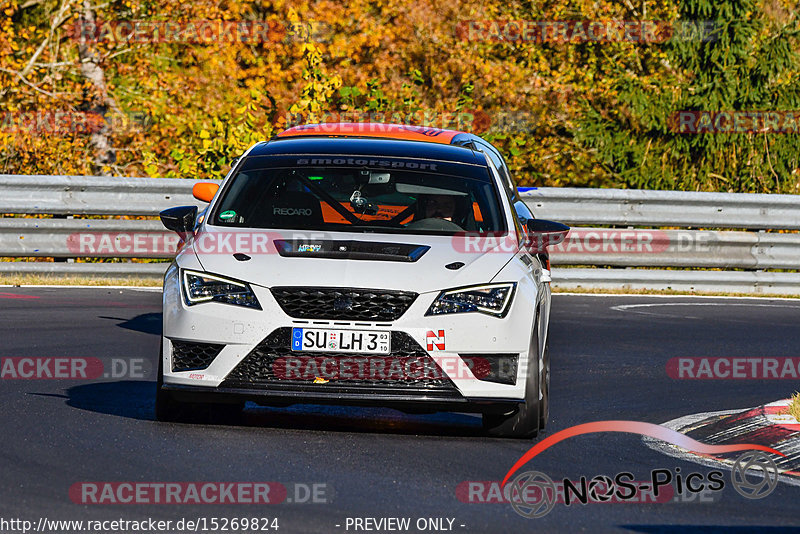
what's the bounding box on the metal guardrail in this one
[522,187,800,229]
[0,174,213,215]
[548,228,800,269]
[0,218,175,258]
[4,222,799,270]
[1,175,799,293]
[551,268,800,295]
[0,261,168,277]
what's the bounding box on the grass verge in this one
[0,274,161,287]
[787,392,800,422]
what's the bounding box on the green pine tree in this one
[576,0,800,193]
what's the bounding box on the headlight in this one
[426,283,516,317]
[182,269,261,309]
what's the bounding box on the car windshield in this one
[210,159,506,235]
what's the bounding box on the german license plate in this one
[291,328,391,354]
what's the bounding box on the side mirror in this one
[160,206,198,233]
[525,219,570,252]
[192,182,219,203]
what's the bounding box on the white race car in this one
[156,123,568,437]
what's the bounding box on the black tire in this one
[482,322,541,438]
[538,339,550,431]
[155,341,243,423]
[155,342,185,422]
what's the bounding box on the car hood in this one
[186,226,518,293]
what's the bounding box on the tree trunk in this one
[77,0,118,174]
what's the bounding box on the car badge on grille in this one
[313,376,329,384]
[333,295,354,311]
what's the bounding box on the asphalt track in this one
[1,288,799,533]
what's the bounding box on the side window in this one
[474,139,517,198]
[482,152,513,205]
[490,146,517,193]
[483,153,525,241]
[461,135,526,222]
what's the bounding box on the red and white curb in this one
[644,399,800,487]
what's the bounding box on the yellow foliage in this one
[1,0,796,190]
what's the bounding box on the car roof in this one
[277,122,463,144]
[251,133,487,166]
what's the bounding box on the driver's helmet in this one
[420,194,458,221]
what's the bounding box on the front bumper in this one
[161,264,538,409]
[161,383,520,414]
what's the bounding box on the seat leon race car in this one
[156,123,568,438]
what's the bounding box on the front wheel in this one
[482,326,541,438]
[155,342,187,422]
[539,339,550,431]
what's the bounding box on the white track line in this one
[556,292,800,302]
[610,302,800,318]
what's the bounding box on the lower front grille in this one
[222,328,457,392]
[171,340,225,372]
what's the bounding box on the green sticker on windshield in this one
[219,210,236,220]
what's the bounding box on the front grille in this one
[222,328,456,391]
[270,287,418,321]
[171,340,225,372]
